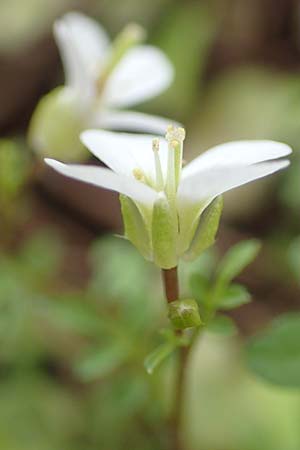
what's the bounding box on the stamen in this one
[97,23,146,94]
[122,23,146,43]
[152,139,164,191]
[165,125,186,144]
[165,125,186,195]
[133,168,145,182]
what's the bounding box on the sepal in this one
[119,195,151,260]
[152,193,178,269]
[28,87,87,161]
[184,196,223,261]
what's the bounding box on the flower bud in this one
[168,299,202,330]
[28,87,88,162]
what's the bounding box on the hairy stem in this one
[162,267,189,450]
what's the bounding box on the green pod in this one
[152,193,178,269]
[168,299,202,330]
[120,195,152,261]
[184,196,223,261]
[28,87,88,162]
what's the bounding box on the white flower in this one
[45,128,291,268]
[29,12,176,161]
[53,11,174,133]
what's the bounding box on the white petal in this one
[94,109,179,135]
[182,140,292,179]
[102,45,173,108]
[80,129,169,182]
[178,160,290,204]
[54,12,110,97]
[45,158,157,205]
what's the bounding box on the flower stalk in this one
[162,267,188,450]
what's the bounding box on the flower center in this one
[132,126,186,199]
[96,23,145,96]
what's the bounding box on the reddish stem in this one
[162,267,188,450]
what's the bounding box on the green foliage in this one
[144,341,176,375]
[207,315,237,336]
[189,239,259,313]
[74,342,130,381]
[18,230,63,284]
[144,328,189,374]
[0,374,84,450]
[245,313,300,388]
[218,284,251,310]
[0,139,30,225]
[216,239,261,287]
[149,3,216,120]
[288,236,300,283]
[0,230,63,363]
[279,153,300,214]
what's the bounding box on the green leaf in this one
[207,315,238,336]
[74,344,128,381]
[217,239,261,286]
[218,284,251,310]
[185,196,223,261]
[0,139,29,200]
[18,230,63,281]
[89,236,151,301]
[44,297,106,337]
[189,273,210,306]
[245,313,300,388]
[144,342,176,375]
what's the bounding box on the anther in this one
[133,168,145,181]
[152,138,160,152]
[165,125,186,144]
[122,23,146,42]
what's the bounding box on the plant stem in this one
[162,267,188,450]
[162,267,179,303]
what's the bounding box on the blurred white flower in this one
[54,11,174,133]
[45,128,291,268]
[29,12,175,160]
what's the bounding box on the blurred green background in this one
[0,1,300,449]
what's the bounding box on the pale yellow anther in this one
[170,139,179,149]
[132,168,145,181]
[123,23,146,42]
[152,138,160,152]
[165,125,186,144]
